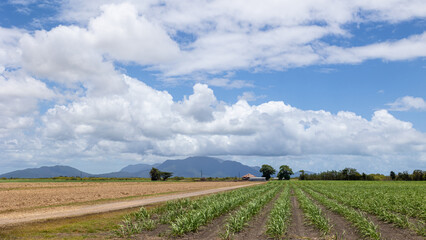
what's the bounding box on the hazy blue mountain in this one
[153,156,260,177]
[0,165,91,178]
[120,163,160,173]
[0,157,261,178]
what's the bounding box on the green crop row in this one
[115,183,275,237]
[302,181,425,221]
[219,184,282,239]
[266,184,291,239]
[301,186,381,240]
[294,187,331,235]
[302,183,425,236]
[170,183,279,236]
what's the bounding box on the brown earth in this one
[302,191,361,240]
[0,181,253,213]
[367,213,424,240]
[0,182,260,227]
[232,189,282,240]
[287,193,322,240]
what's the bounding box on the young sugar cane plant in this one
[266,185,291,239]
[302,187,381,240]
[294,187,331,235]
[171,183,276,236]
[219,185,282,239]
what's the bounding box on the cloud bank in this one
[0,1,425,173]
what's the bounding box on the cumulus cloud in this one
[38,79,426,160]
[49,0,426,76]
[1,1,426,173]
[0,70,55,134]
[387,96,426,111]
[324,32,426,64]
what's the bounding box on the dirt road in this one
[0,183,261,227]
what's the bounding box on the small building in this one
[248,177,266,181]
[242,173,256,180]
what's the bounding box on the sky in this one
[0,0,425,175]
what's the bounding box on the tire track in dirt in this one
[287,189,321,240]
[0,183,263,228]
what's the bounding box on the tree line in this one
[259,165,424,181]
[299,168,424,181]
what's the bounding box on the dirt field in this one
[0,181,252,213]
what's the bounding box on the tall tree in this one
[259,164,276,180]
[277,165,294,180]
[299,170,306,180]
[149,167,161,181]
[390,171,396,180]
[160,171,173,181]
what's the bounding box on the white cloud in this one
[49,1,426,76]
[387,96,426,111]
[0,70,54,134]
[36,80,426,161]
[324,32,426,64]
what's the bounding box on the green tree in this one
[299,170,306,180]
[277,165,294,180]
[160,171,173,181]
[390,171,396,180]
[150,167,161,181]
[259,164,276,180]
[412,170,423,181]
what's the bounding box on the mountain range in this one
[0,156,313,178]
[1,156,263,178]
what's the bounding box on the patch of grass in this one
[0,208,142,239]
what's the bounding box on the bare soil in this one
[309,196,361,239]
[366,213,424,240]
[0,182,260,227]
[285,193,322,240]
[0,181,252,213]
[232,190,282,240]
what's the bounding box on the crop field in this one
[113,181,425,240]
[0,181,251,214]
[0,180,424,240]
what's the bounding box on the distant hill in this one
[120,163,160,173]
[0,165,91,178]
[154,156,260,177]
[0,157,261,178]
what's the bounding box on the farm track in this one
[0,183,262,228]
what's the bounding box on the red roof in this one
[242,173,256,179]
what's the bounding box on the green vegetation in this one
[277,165,293,180]
[301,186,381,240]
[259,164,276,180]
[294,187,331,235]
[266,184,291,239]
[220,183,282,239]
[301,181,426,236]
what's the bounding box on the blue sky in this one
[0,0,425,174]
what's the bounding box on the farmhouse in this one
[242,173,266,181]
[242,173,255,180]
